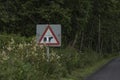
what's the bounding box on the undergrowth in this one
[0,34,118,80]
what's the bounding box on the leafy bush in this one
[0,35,64,80]
[0,35,109,80]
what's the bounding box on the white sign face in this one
[36,24,61,47]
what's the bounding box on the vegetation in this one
[0,35,118,80]
[62,56,115,80]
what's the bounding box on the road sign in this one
[36,24,61,47]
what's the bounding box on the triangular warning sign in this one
[39,25,60,46]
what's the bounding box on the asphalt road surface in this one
[85,58,120,80]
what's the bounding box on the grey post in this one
[46,46,50,62]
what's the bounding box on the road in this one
[85,58,120,80]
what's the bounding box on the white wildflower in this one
[10,38,15,45]
[2,50,6,54]
[2,46,5,49]
[19,43,23,49]
[39,45,44,49]
[24,43,27,47]
[27,43,31,46]
[32,37,35,41]
[1,50,9,60]
[33,46,37,51]
[56,55,60,59]
[51,51,56,57]
[32,51,35,55]
[34,53,38,56]
[42,53,46,60]
[3,56,9,61]
[7,46,12,51]
[32,51,38,56]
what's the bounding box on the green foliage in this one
[0,35,115,80]
[0,0,120,53]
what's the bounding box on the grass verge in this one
[61,56,116,80]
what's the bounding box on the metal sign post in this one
[46,46,50,62]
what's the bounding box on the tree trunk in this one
[79,32,84,51]
[98,14,101,54]
[72,32,79,48]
